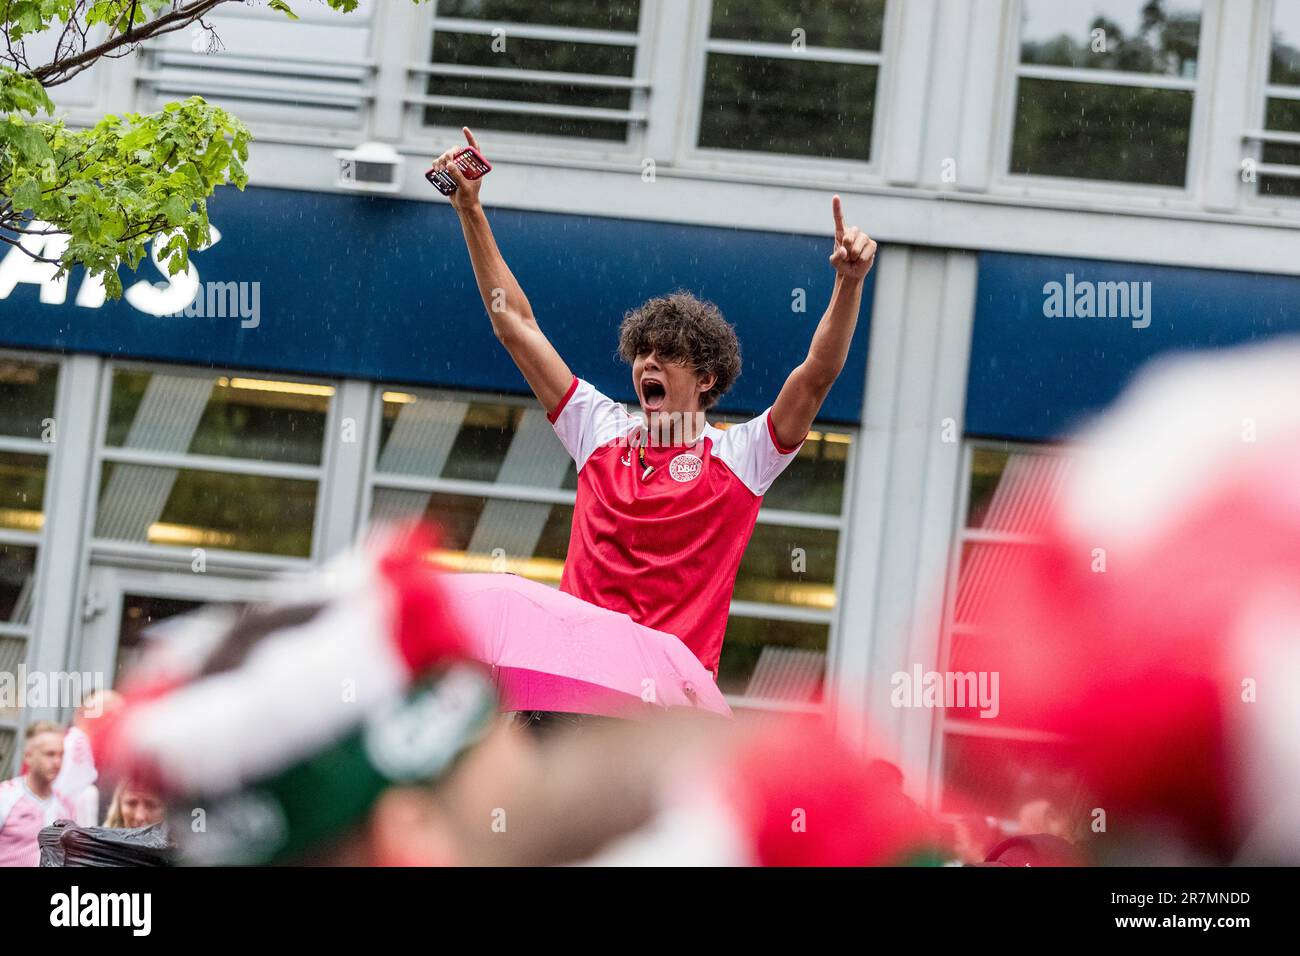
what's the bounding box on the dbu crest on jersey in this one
[668,453,703,482]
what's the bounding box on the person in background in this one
[53,689,124,827]
[0,721,75,866]
[1016,796,1085,845]
[102,781,166,830]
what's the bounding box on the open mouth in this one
[641,377,666,410]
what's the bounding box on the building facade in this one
[4,0,1300,817]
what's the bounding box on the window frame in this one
[86,359,342,573]
[675,0,896,182]
[0,349,63,759]
[77,564,282,687]
[1242,0,1300,211]
[926,437,1073,817]
[993,0,1215,205]
[405,0,659,162]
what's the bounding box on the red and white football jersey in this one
[548,375,806,678]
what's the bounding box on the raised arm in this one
[433,127,574,415]
[770,196,877,449]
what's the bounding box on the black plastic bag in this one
[39,819,176,867]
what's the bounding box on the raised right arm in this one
[434,127,574,415]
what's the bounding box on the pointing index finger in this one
[463,126,479,150]
[832,195,845,242]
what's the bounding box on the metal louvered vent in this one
[743,646,825,703]
[0,728,15,780]
[135,5,377,135]
[0,636,25,725]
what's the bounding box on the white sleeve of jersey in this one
[548,376,637,470]
[713,408,806,497]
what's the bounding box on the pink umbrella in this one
[440,573,732,720]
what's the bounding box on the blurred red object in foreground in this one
[979,342,1300,862]
[722,719,940,866]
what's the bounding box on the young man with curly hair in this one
[434,129,877,680]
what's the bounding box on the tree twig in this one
[27,0,229,87]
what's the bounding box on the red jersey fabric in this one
[548,376,805,678]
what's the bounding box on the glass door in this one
[79,566,271,688]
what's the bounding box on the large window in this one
[93,366,333,560]
[420,0,647,142]
[1010,0,1203,187]
[0,354,59,775]
[1257,0,1300,199]
[698,0,887,161]
[933,442,1079,824]
[364,387,854,708]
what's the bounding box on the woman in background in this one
[102,781,165,830]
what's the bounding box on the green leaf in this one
[12,178,42,211]
[0,69,55,116]
[71,204,103,239]
[0,120,56,163]
[162,194,190,224]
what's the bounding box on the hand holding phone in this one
[427,131,492,198]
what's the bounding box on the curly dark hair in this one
[616,291,741,410]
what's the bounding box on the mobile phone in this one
[425,146,493,196]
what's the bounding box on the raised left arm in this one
[770,195,877,450]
